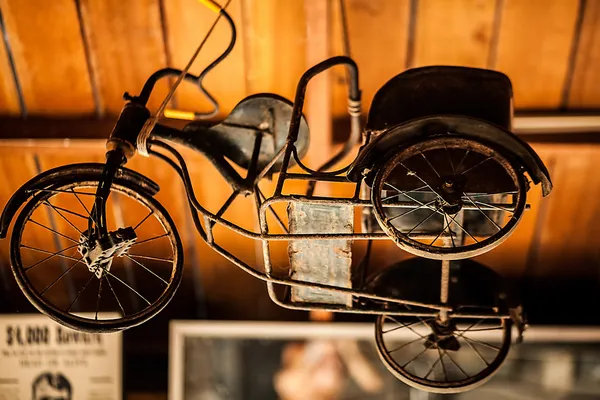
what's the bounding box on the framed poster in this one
[169,321,600,400]
[0,314,122,400]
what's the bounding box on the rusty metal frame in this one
[133,56,521,320]
[147,136,511,320]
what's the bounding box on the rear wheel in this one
[372,137,527,260]
[10,177,183,333]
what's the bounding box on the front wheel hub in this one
[78,227,137,278]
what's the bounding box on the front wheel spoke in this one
[67,273,96,312]
[130,233,170,247]
[40,256,83,295]
[124,255,168,285]
[71,188,99,226]
[44,200,85,236]
[104,269,151,306]
[106,276,126,317]
[43,203,88,220]
[29,219,78,244]
[21,244,80,270]
[463,193,502,231]
[133,210,154,231]
[29,188,96,196]
[127,254,173,263]
[95,275,104,321]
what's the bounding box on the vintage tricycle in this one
[0,4,552,393]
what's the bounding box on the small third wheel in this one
[375,313,512,393]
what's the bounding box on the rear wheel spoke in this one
[463,192,502,231]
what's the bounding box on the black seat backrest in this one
[366,66,513,132]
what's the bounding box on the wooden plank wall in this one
[0,139,599,318]
[0,0,598,120]
[0,0,599,317]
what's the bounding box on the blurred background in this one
[0,0,599,398]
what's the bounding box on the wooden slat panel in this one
[494,0,579,109]
[529,144,600,277]
[568,0,600,108]
[0,30,20,115]
[163,0,246,118]
[241,0,306,99]
[0,0,95,114]
[475,163,546,277]
[413,0,496,68]
[331,0,411,118]
[304,0,332,170]
[78,0,169,115]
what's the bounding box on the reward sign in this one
[0,314,122,400]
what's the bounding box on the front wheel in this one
[10,176,183,333]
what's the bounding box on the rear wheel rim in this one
[372,137,526,260]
